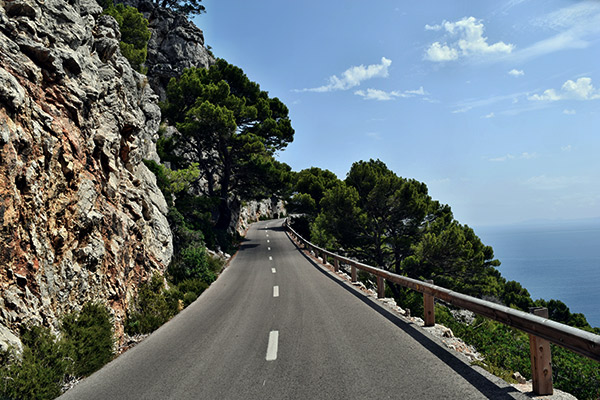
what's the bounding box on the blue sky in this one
[196,0,600,227]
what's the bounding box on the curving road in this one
[60,219,525,399]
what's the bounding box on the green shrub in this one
[183,292,197,307]
[177,278,209,298]
[61,303,114,377]
[103,3,151,72]
[0,326,70,400]
[126,275,179,335]
[168,244,213,284]
[393,287,424,318]
[207,254,225,275]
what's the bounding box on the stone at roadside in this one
[512,371,527,384]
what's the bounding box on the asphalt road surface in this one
[60,219,525,399]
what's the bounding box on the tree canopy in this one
[154,0,205,15]
[304,159,502,298]
[162,59,294,229]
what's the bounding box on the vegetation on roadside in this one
[436,306,600,400]
[125,252,223,335]
[0,304,115,400]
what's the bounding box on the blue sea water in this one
[475,220,600,328]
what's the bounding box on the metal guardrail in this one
[284,219,600,395]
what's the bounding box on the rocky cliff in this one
[123,0,214,101]
[0,0,173,348]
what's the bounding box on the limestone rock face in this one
[0,0,173,347]
[121,0,215,101]
[235,199,286,236]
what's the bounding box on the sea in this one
[475,219,600,329]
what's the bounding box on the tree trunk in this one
[215,197,231,231]
[215,151,232,231]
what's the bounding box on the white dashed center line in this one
[267,240,270,243]
[269,256,273,261]
[273,286,279,297]
[266,330,279,361]
[271,268,276,274]
[268,247,271,251]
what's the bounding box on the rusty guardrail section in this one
[284,220,600,395]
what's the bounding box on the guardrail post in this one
[333,258,339,273]
[529,307,553,396]
[351,264,357,282]
[321,251,327,265]
[423,280,435,327]
[377,276,385,298]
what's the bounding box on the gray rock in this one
[0,67,26,111]
[0,323,22,355]
[121,0,215,100]
[0,0,173,344]
[512,371,527,384]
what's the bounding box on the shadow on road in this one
[261,225,286,232]
[288,235,524,400]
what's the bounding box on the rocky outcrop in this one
[0,0,172,347]
[235,199,286,236]
[121,0,215,101]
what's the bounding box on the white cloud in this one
[366,132,382,140]
[296,57,392,93]
[452,106,472,114]
[508,69,524,77]
[355,86,428,101]
[488,152,538,162]
[424,17,514,62]
[563,109,576,115]
[561,144,572,152]
[425,24,442,31]
[512,3,600,62]
[425,42,458,62]
[529,77,600,101]
[451,91,529,114]
[355,89,401,101]
[483,112,495,118]
[489,154,515,162]
[493,0,531,15]
[524,175,588,191]
[520,152,538,159]
[405,86,427,95]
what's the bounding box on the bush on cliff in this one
[0,326,70,400]
[0,303,115,399]
[126,274,179,335]
[103,2,151,72]
[61,303,115,377]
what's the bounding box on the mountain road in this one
[60,219,525,399]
